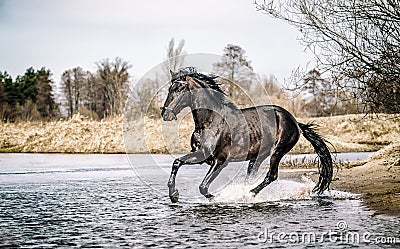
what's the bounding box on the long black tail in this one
[298,123,333,194]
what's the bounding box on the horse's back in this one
[227,105,277,161]
[242,105,299,127]
[234,105,299,160]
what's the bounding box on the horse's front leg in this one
[199,160,228,200]
[167,150,207,203]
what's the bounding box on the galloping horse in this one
[161,67,333,203]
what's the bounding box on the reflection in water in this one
[0,154,399,248]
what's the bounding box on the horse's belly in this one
[228,131,274,161]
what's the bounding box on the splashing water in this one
[211,176,359,204]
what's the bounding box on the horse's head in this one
[161,69,193,121]
[161,67,230,121]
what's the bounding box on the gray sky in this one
[0,0,313,85]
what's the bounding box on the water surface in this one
[0,153,399,248]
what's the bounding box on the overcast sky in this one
[0,0,313,85]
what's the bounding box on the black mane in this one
[172,67,225,95]
[173,67,237,109]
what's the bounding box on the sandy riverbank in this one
[331,143,400,218]
[283,143,400,218]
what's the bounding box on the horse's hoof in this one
[206,194,215,202]
[170,190,179,203]
[249,190,257,198]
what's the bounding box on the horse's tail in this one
[298,122,333,194]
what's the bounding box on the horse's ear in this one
[169,69,174,76]
[188,77,198,90]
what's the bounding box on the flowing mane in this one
[173,67,237,109]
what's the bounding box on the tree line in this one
[0,43,370,123]
[61,58,130,119]
[0,68,58,121]
[130,41,360,120]
[3,2,399,123]
[0,58,131,122]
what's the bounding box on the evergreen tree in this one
[15,67,38,105]
[0,71,12,120]
[0,67,59,121]
[36,68,58,118]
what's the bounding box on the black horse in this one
[161,67,333,203]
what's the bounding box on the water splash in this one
[211,176,358,204]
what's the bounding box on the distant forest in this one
[0,38,397,122]
[0,57,130,122]
[2,1,400,122]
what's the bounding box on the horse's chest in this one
[192,129,218,149]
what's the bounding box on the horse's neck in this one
[190,90,233,129]
[191,109,214,129]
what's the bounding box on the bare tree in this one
[96,58,131,117]
[301,69,337,116]
[157,38,186,107]
[60,59,131,119]
[164,38,186,75]
[61,67,86,117]
[255,0,400,113]
[81,72,101,119]
[213,44,256,107]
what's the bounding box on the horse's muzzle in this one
[161,107,177,121]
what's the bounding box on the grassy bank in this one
[1,113,399,154]
[0,114,124,153]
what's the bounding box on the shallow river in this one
[0,153,399,248]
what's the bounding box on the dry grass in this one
[293,114,400,154]
[0,114,124,153]
[1,113,399,154]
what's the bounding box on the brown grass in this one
[1,113,399,154]
[0,114,124,153]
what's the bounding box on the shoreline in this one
[1,150,399,218]
[2,149,399,218]
[308,143,400,218]
[331,156,400,217]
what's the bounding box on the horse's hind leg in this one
[250,133,299,196]
[249,152,283,195]
[246,154,269,183]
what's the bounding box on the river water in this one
[0,153,399,248]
